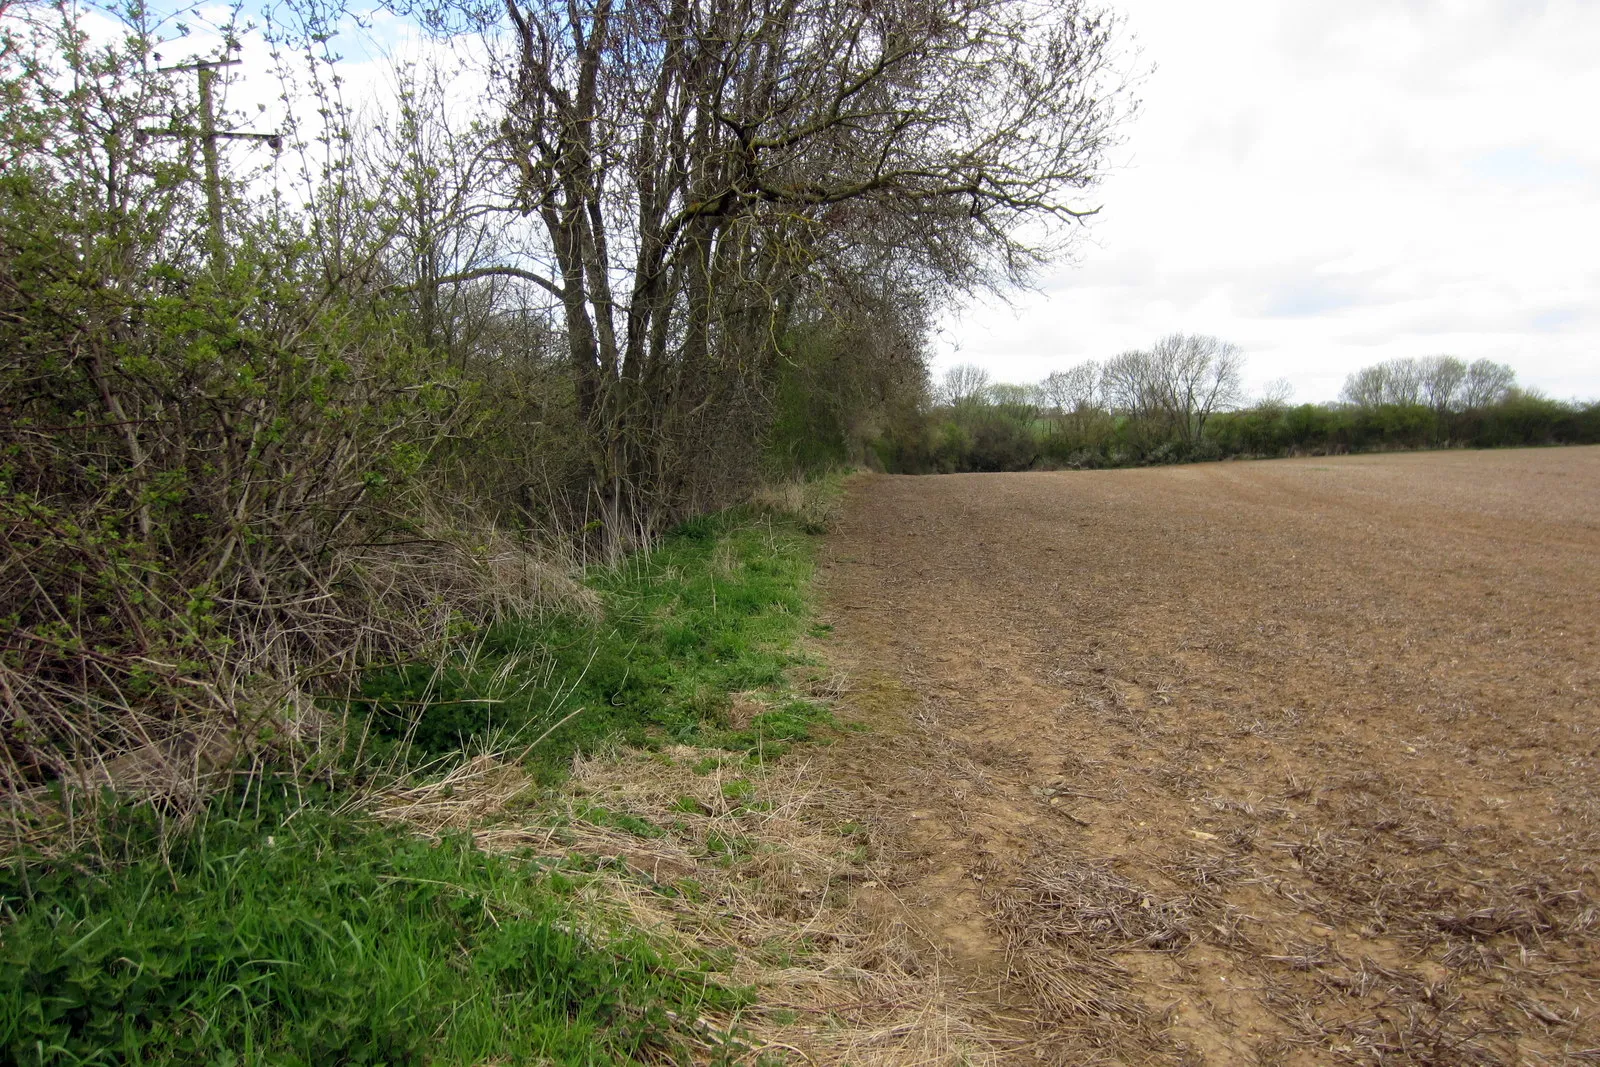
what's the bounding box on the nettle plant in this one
[0,5,513,829]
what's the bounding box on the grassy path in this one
[1,496,847,1065]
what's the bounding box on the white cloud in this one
[937,0,1600,402]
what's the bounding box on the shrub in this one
[1467,392,1584,447]
[966,416,1041,471]
[0,7,567,819]
[932,421,973,472]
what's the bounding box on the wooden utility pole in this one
[142,53,281,273]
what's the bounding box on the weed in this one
[573,803,666,840]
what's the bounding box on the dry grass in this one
[984,853,1258,1064]
[752,478,843,535]
[376,736,1010,1066]
[995,856,1239,955]
[1,503,596,853]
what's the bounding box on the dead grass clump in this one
[1288,955,1516,1065]
[1,491,593,851]
[751,478,842,534]
[568,748,1012,1064]
[1161,844,1260,893]
[1246,793,1600,1062]
[1290,1011,1510,1066]
[1002,945,1150,1038]
[997,859,1201,953]
[1430,878,1598,947]
[800,669,851,702]
[986,855,1240,1060]
[1289,833,1461,933]
[1287,821,1599,962]
[369,753,534,836]
[1250,941,1539,1065]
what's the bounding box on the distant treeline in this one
[873,345,1600,473]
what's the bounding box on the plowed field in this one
[819,448,1600,1065]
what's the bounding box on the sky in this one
[933,0,1600,404]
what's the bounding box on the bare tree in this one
[1150,333,1243,442]
[1040,361,1101,415]
[987,381,1041,423]
[1345,355,1500,411]
[1101,349,1164,423]
[1462,358,1516,409]
[1101,335,1242,444]
[1385,359,1426,406]
[1419,355,1468,414]
[1342,357,1422,407]
[1260,377,1294,410]
[1342,364,1390,407]
[940,363,992,408]
[356,63,516,367]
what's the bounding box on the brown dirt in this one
[815,448,1600,1066]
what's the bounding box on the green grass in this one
[0,788,742,1066]
[0,488,839,1065]
[354,502,835,774]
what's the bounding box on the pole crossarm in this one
[156,58,242,73]
[146,54,283,271]
[139,126,283,148]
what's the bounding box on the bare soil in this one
[817,448,1600,1065]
